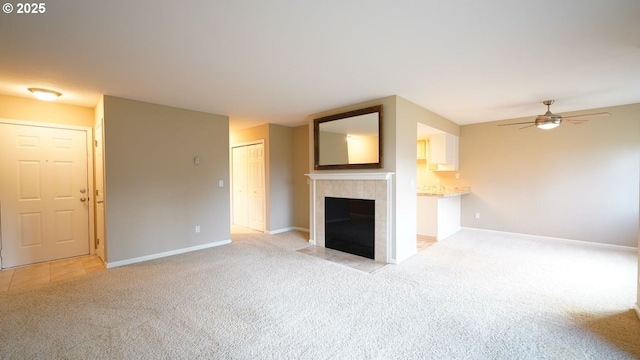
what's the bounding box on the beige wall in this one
[230,123,295,232]
[293,124,310,230]
[103,96,230,263]
[267,124,294,231]
[460,103,640,247]
[0,94,93,127]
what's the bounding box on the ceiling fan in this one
[498,100,610,130]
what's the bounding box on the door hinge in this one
[95,140,98,147]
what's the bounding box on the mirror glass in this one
[314,105,383,170]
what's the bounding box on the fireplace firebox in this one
[324,197,375,259]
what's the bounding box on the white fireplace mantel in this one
[305,172,394,181]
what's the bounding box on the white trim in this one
[266,227,310,235]
[305,172,394,181]
[386,174,394,264]
[105,240,231,269]
[635,303,640,320]
[390,249,418,265]
[309,178,316,245]
[0,118,91,131]
[461,227,637,251]
[231,139,265,149]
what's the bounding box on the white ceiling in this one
[1,0,639,130]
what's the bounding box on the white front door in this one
[0,123,90,268]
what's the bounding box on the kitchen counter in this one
[417,185,471,197]
[417,187,467,241]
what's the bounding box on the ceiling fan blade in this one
[497,121,535,126]
[565,119,588,125]
[562,112,610,120]
[519,124,536,130]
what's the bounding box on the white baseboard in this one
[106,239,231,269]
[460,227,637,251]
[390,249,418,265]
[266,227,310,235]
[635,303,640,320]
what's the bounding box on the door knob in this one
[80,197,87,202]
[97,200,104,204]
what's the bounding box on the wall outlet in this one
[475,213,480,219]
[455,173,460,179]
[218,180,224,187]
[195,225,201,233]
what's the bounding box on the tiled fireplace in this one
[306,173,394,263]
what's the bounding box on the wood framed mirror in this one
[314,105,383,170]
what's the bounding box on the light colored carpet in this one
[1,229,638,359]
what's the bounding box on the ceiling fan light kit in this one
[498,99,609,130]
[535,118,560,130]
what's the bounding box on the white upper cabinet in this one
[429,133,458,171]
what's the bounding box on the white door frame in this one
[230,140,266,231]
[94,116,106,262]
[0,118,96,269]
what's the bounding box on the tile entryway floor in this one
[0,255,105,292]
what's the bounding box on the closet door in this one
[247,144,264,231]
[232,146,248,228]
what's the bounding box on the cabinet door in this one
[417,196,438,237]
[428,133,459,171]
[417,140,427,160]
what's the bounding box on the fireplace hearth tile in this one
[296,245,386,273]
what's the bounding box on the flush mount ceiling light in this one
[28,87,62,101]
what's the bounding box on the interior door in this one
[232,146,248,228]
[247,144,265,231]
[94,117,106,262]
[0,123,90,268]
